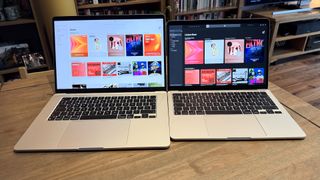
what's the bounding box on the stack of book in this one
[174,0,238,20]
[176,0,237,12]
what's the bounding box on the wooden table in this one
[1,71,320,179]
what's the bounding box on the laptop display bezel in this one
[52,15,166,93]
[166,19,270,91]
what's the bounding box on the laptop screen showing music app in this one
[54,18,164,90]
[168,20,269,90]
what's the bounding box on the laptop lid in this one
[53,15,166,93]
[167,19,269,91]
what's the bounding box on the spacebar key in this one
[80,115,117,120]
[205,110,242,114]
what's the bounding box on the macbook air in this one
[15,15,169,151]
[167,19,306,140]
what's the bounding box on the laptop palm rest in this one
[205,116,266,138]
[58,120,130,149]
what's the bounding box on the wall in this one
[30,0,77,53]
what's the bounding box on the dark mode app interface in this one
[168,22,268,88]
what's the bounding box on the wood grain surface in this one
[1,71,320,179]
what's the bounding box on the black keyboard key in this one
[118,115,126,119]
[80,115,117,120]
[127,115,134,119]
[141,110,156,114]
[205,110,242,114]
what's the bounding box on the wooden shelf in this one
[271,47,320,62]
[0,67,27,83]
[175,6,238,16]
[0,18,35,27]
[78,0,161,9]
[276,31,320,42]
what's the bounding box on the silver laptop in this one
[14,15,169,151]
[167,19,306,140]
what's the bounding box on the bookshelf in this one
[246,7,320,63]
[74,0,166,16]
[0,0,52,81]
[171,0,240,20]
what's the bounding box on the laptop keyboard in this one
[173,92,282,115]
[48,96,156,121]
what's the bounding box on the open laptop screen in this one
[168,19,269,90]
[53,15,165,93]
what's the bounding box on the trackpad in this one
[58,120,130,148]
[205,116,266,138]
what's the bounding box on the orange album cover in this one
[70,35,88,57]
[144,34,161,56]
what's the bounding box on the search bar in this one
[206,24,241,28]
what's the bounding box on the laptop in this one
[167,19,306,140]
[14,15,170,151]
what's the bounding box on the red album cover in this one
[224,39,244,63]
[71,62,86,77]
[70,35,88,57]
[144,34,161,56]
[216,69,232,84]
[185,40,204,65]
[185,69,200,85]
[201,69,216,85]
[87,62,101,76]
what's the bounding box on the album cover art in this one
[126,34,143,56]
[185,69,200,85]
[225,39,244,63]
[245,39,264,63]
[204,40,224,64]
[148,82,162,87]
[216,69,232,85]
[201,69,216,85]
[144,34,161,56]
[102,62,117,76]
[248,68,264,85]
[87,62,101,76]
[185,40,204,65]
[71,62,86,77]
[148,61,161,75]
[107,35,124,56]
[117,61,132,76]
[133,61,147,76]
[232,68,248,85]
[70,35,88,57]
